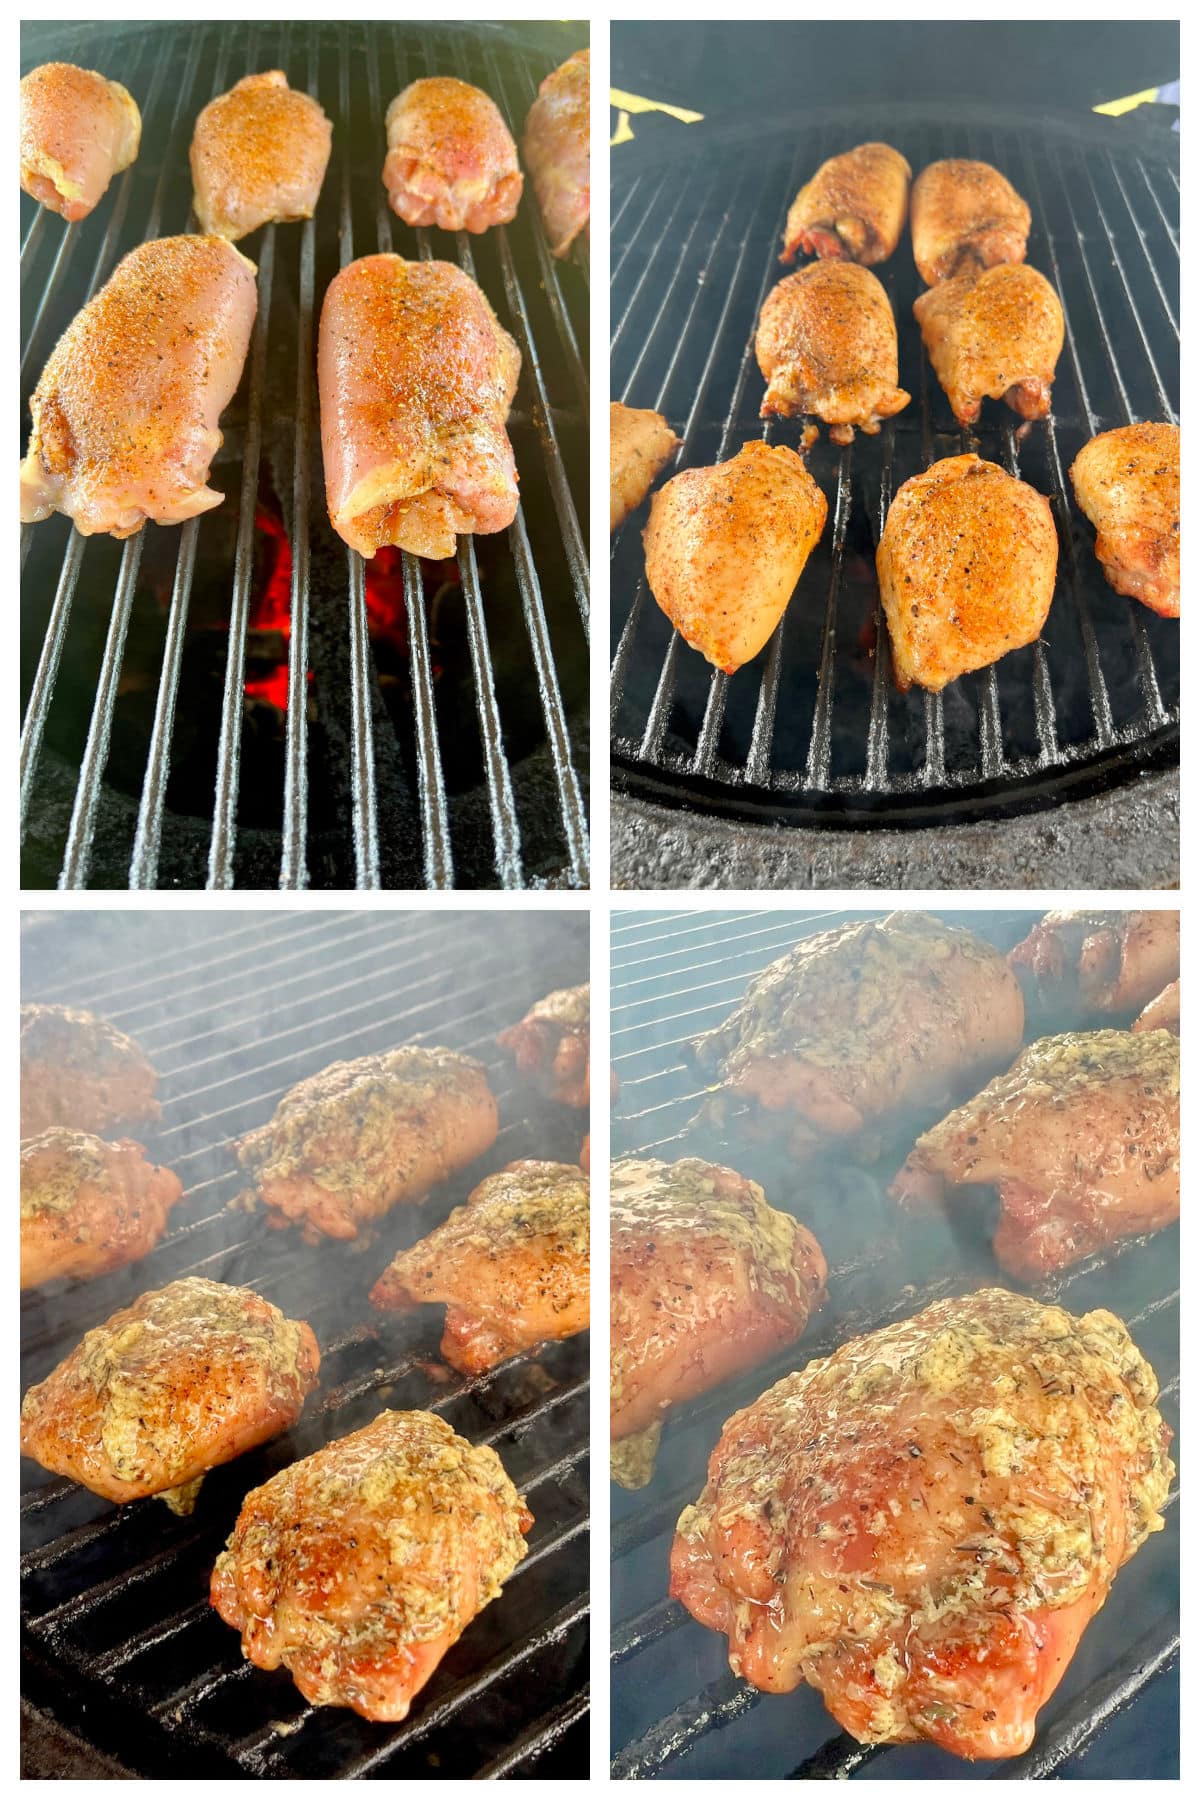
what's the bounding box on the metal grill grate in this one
[21,910,589,1779]
[21,21,589,891]
[609,909,1179,1780]
[610,104,1178,830]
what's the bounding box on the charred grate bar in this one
[21,21,589,891]
[610,104,1178,830]
[609,908,1179,1780]
[21,910,589,1779]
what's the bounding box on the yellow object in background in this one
[610,87,704,146]
[1094,85,1166,115]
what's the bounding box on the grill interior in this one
[610,908,1179,1779]
[20,908,590,1779]
[610,103,1179,829]
[21,19,589,891]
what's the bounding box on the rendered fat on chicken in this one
[211,1409,531,1722]
[20,1128,183,1291]
[1134,981,1180,1036]
[892,1029,1179,1278]
[20,234,257,538]
[756,262,909,443]
[383,76,522,233]
[319,253,520,559]
[497,982,591,1106]
[781,142,910,267]
[914,263,1064,427]
[691,912,1024,1159]
[877,456,1058,693]
[910,157,1031,287]
[670,1287,1172,1759]
[20,1276,320,1514]
[1069,422,1180,618]
[610,402,679,532]
[20,1002,161,1138]
[522,47,589,257]
[370,1159,590,1373]
[237,1044,498,1243]
[611,1158,827,1490]
[644,440,828,673]
[20,61,141,222]
[190,71,332,242]
[1008,909,1180,1025]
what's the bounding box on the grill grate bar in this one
[618,166,723,405]
[804,447,853,790]
[19,528,86,837]
[458,534,525,886]
[128,519,201,886]
[476,1690,591,1780]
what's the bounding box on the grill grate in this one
[21,21,589,891]
[610,104,1178,830]
[609,908,1179,1780]
[20,909,590,1779]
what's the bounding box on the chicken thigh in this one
[781,142,910,266]
[190,71,332,242]
[1069,422,1180,618]
[877,455,1058,692]
[497,983,591,1107]
[910,158,1031,287]
[318,253,520,559]
[21,1129,182,1291]
[914,264,1064,426]
[644,440,828,672]
[21,1002,161,1138]
[20,62,141,222]
[1134,981,1179,1036]
[20,234,257,537]
[671,1288,1172,1759]
[1008,910,1180,1024]
[610,402,679,531]
[522,48,589,257]
[383,77,522,233]
[756,262,909,442]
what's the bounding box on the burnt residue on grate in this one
[610,103,1178,832]
[609,908,1179,1780]
[20,911,590,1780]
[20,21,589,892]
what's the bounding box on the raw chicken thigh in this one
[383,77,522,233]
[190,71,332,241]
[522,48,589,257]
[20,61,141,221]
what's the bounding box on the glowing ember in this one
[245,503,304,710]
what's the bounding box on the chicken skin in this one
[910,158,1031,287]
[383,77,522,233]
[671,1288,1172,1760]
[371,1159,589,1373]
[893,1029,1179,1278]
[238,1045,498,1243]
[21,1002,161,1139]
[522,48,589,258]
[877,456,1058,692]
[318,253,520,559]
[914,264,1064,427]
[692,912,1023,1160]
[610,1158,827,1490]
[211,1410,530,1722]
[1134,981,1179,1036]
[20,62,141,222]
[644,440,828,673]
[610,402,679,532]
[190,71,332,242]
[20,234,257,538]
[20,1276,319,1514]
[497,983,591,1107]
[781,142,910,267]
[756,263,909,443]
[1069,422,1180,618]
[1008,909,1180,1025]
[20,1129,182,1291]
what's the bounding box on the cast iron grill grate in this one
[21,20,589,891]
[20,910,590,1779]
[610,105,1178,830]
[609,908,1179,1779]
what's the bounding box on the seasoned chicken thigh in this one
[756,262,909,442]
[383,77,522,233]
[371,1159,589,1373]
[238,1045,498,1243]
[610,402,679,531]
[611,1158,827,1490]
[914,263,1064,426]
[497,983,591,1107]
[21,1129,182,1291]
[893,1029,1179,1277]
[20,1276,319,1513]
[21,1002,161,1138]
[211,1410,530,1722]
[20,62,141,222]
[1008,910,1180,1024]
[781,142,910,266]
[318,253,520,559]
[644,440,828,672]
[1069,422,1180,618]
[20,235,257,537]
[1134,981,1179,1036]
[877,455,1058,692]
[522,48,589,257]
[190,71,332,241]
[910,158,1031,286]
[671,1288,1172,1760]
[692,912,1023,1159]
